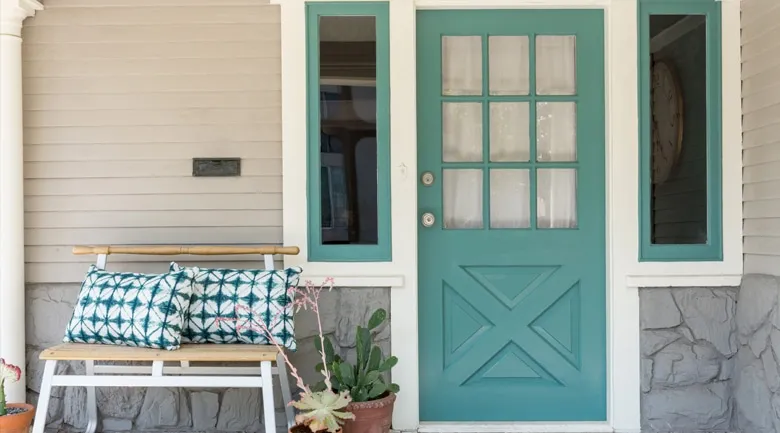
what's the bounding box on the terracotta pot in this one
[0,403,35,433]
[342,393,396,433]
[289,424,341,433]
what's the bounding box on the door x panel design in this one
[443,265,581,388]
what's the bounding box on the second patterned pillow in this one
[170,263,302,350]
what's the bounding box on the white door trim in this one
[272,0,742,431]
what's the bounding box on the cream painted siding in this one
[22,0,283,283]
[742,0,780,275]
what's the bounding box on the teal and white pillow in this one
[172,263,301,350]
[63,264,197,351]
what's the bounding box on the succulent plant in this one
[291,389,355,432]
[0,358,22,416]
[313,308,399,402]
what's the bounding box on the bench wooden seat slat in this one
[41,343,278,362]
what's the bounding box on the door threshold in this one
[417,422,614,433]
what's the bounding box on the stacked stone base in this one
[640,287,737,432]
[25,284,390,433]
[732,275,780,433]
[641,276,780,433]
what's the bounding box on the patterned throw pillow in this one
[63,264,197,351]
[171,263,302,350]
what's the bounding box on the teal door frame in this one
[416,9,607,422]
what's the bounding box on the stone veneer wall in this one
[25,284,391,433]
[732,275,780,433]
[640,287,738,432]
[641,280,780,433]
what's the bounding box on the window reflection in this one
[318,16,379,245]
[648,14,708,245]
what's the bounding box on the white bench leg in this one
[276,353,295,428]
[152,360,164,377]
[32,360,57,433]
[260,361,276,433]
[85,360,98,433]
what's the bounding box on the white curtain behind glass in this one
[444,169,483,229]
[441,35,578,229]
[535,36,577,228]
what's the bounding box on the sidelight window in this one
[305,2,391,262]
[638,0,723,261]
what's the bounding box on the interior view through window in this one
[318,16,379,245]
[649,15,708,245]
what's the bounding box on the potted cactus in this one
[219,278,355,433]
[0,358,35,433]
[313,308,399,433]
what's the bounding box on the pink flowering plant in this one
[218,277,354,433]
[0,358,22,416]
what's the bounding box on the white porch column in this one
[0,0,42,402]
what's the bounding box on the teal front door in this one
[417,9,607,422]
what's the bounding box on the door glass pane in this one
[489,36,530,95]
[442,36,482,96]
[443,102,483,162]
[490,169,530,228]
[443,169,483,229]
[537,102,576,161]
[537,169,577,229]
[318,15,379,245]
[490,102,530,162]
[536,35,576,95]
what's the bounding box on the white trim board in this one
[272,0,743,431]
[418,422,615,433]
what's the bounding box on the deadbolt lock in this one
[421,172,434,186]
[422,212,435,227]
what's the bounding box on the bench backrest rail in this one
[72,245,300,271]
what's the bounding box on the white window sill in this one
[282,258,407,287]
[624,252,743,288]
[626,273,742,288]
[296,274,405,288]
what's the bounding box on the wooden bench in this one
[32,245,299,433]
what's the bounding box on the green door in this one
[417,9,606,422]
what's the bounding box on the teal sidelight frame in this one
[638,0,723,262]
[305,2,392,262]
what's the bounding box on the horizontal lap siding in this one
[742,0,780,275]
[22,0,283,283]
